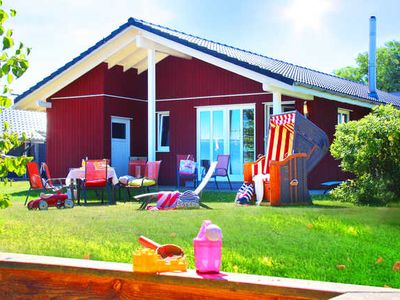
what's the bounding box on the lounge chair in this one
[24,162,66,205]
[134,161,217,210]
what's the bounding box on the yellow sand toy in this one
[132,247,187,273]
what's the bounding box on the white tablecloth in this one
[66,167,119,185]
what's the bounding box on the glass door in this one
[197,105,255,181]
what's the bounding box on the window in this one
[157,112,170,152]
[112,122,126,139]
[337,108,350,124]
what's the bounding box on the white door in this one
[111,117,130,177]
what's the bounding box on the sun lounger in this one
[134,162,218,210]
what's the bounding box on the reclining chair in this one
[244,110,329,206]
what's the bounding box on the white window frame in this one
[196,103,256,181]
[337,108,351,124]
[157,111,170,152]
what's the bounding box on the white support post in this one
[147,49,156,162]
[272,92,282,115]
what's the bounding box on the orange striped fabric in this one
[250,112,296,177]
[264,112,295,174]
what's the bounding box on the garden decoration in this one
[194,220,222,274]
[244,110,329,206]
[133,236,187,273]
[27,192,73,210]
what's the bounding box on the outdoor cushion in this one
[128,178,156,187]
[85,179,107,187]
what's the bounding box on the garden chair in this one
[121,161,162,201]
[24,162,66,205]
[128,160,147,178]
[41,162,67,190]
[244,111,329,206]
[211,155,232,190]
[176,154,198,189]
[81,159,111,205]
[134,161,217,210]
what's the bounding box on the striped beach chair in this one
[244,111,329,206]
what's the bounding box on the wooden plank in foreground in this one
[0,252,399,299]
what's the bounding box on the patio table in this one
[66,167,119,186]
[66,166,119,205]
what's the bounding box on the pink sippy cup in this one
[193,220,222,274]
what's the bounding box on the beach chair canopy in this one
[255,111,329,176]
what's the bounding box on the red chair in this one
[128,160,147,178]
[25,162,46,205]
[176,154,198,189]
[81,159,111,205]
[212,155,232,190]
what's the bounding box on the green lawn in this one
[1,181,399,288]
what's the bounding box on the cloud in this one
[283,0,336,33]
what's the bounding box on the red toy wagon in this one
[27,193,73,210]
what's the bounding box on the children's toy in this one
[132,248,187,273]
[235,182,254,205]
[138,235,184,259]
[27,192,73,210]
[193,220,222,274]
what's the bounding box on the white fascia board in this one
[293,84,376,108]
[135,35,191,60]
[15,27,138,111]
[263,83,313,101]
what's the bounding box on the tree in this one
[0,1,31,208]
[330,105,400,205]
[334,40,400,93]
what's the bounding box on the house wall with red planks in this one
[45,58,371,189]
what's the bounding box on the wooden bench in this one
[1,252,399,299]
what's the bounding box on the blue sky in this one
[8,0,400,95]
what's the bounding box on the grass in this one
[1,181,400,288]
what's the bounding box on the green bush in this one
[330,104,400,205]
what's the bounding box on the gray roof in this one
[15,18,400,107]
[0,108,46,143]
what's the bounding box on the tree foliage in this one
[0,1,31,208]
[334,40,400,93]
[330,105,400,205]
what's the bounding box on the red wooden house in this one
[14,18,400,188]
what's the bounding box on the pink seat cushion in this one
[85,179,107,187]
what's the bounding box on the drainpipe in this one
[147,49,156,162]
[368,16,378,99]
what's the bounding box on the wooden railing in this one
[0,252,399,299]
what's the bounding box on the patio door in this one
[197,104,255,181]
[111,117,130,177]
